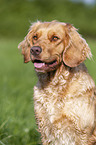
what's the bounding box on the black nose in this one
[30,46,42,56]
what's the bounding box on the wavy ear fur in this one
[63,24,92,67]
[18,37,31,63]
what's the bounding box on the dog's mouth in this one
[32,59,59,72]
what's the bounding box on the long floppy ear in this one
[63,24,92,67]
[18,37,31,63]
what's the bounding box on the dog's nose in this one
[30,46,42,56]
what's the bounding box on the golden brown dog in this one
[18,21,96,145]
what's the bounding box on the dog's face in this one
[29,22,68,73]
[18,21,92,73]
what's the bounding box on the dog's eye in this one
[33,35,38,40]
[51,36,59,42]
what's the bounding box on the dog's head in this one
[18,21,92,73]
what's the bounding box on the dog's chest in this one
[34,76,67,124]
[33,72,95,144]
[34,71,95,126]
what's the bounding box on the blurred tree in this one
[0,0,96,38]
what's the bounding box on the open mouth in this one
[32,59,58,72]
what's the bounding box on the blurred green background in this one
[0,0,96,144]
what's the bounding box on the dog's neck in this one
[36,62,88,90]
[36,63,73,89]
[36,69,56,88]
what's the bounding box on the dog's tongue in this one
[34,62,45,68]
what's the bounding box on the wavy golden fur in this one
[18,21,96,145]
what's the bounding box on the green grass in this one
[0,38,41,145]
[0,38,96,145]
[85,38,96,82]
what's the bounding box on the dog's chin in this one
[32,59,59,73]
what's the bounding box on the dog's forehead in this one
[34,22,66,34]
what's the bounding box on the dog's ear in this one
[18,37,31,63]
[63,23,92,67]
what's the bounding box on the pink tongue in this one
[34,62,45,68]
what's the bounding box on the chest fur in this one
[34,78,95,130]
[33,66,95,144]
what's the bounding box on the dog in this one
[18,21,96,145]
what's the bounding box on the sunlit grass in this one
[0,38,40,144]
